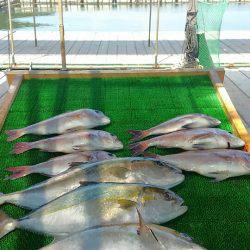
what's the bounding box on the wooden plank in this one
[0,75,23,131]
[209,70,250,152]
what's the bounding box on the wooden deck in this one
[0,30,250,67]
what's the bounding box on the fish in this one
[40,209,205,250]
[0,182,187,238]
[5,151,116,180]
[6,109,111,141]
[128,113,221,142]
[12,130,123,154]
[130,128,245,156]
[0,157,184,210]
[148,149,250,181]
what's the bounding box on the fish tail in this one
[5,129,26,142]
[128,130,149,142]
[5,166,31,180]
[12,142,32,155]
[129,141,149,156]
[0,210,17,239]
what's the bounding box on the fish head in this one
[200,114,221,127]
[86,109,111,125]
[226,133,245,148]
[137,186,187,223]
[99,131,124,150]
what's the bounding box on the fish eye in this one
[95,110,101,113]
[108,153,113,156]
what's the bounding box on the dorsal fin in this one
[79,181,100,186]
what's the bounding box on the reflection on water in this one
[0,3,249,32]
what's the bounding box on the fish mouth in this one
[102,117,111,125]
[213,119,221,126]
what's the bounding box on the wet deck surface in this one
[0,31,250,66]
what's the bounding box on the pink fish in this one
[12,130,123,154]
[6,109,110,141]
[128,114,221,142]
[130,128,245,156]
[6,151,116,180]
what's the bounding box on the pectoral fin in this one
[192,142,211,149]
[182,122,200,129]
[208,171,230,182]
[117,199,137,210]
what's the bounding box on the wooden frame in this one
[1,68,249,152]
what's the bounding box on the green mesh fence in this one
[197,0,228,68]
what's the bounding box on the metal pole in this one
[58,0,67,70]
[148,0,152,47]
[7,0,15,66]
[154,0,160,68]
[32,0,38,47]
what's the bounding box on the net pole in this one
[7,0,15,67]
[148,0,152,47]
[58,0,67,70]
[154,0,160,68]
[32,0,38,47]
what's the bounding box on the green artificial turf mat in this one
[0,75,249,250]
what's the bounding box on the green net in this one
[197,0,228,68]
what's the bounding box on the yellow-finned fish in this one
[0,157,184,210]
[0,183,187,239]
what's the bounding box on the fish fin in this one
[182,122,200,129]
[12,142,31,154]
[209,171,230,182]
[192,143,211,149]
[72,145,86,151]
[5,166,31,180]
[5,129,25,142]
[129,141,148,156]
[128,130,148,142]
[79,181,100,186]
[180,233,193,241]
[136,208,159,243]
[117,199,137,210]
[0,211,17,239]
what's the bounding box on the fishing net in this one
[196,0,228,68]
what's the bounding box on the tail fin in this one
[0,211,17,238]
[5,129,25,142]
[5,166,31,180]
[12,142,31,155]
[128,130,149,142]
[129,142,149,156]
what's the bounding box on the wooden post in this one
[7,0,15,67]
[154,0,160,68]
[58,0,67,70]
[148,0,152,47]
[32,0,38,47]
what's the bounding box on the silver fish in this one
[12,130,123,154]
[0,183,187,238]
[6,151,116,180]
[40,213,205,250]
[0,157,184,210]
[152,149,250,181]
[6,109,110,141]
[128,113,221,142]
[130,128,245,156]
